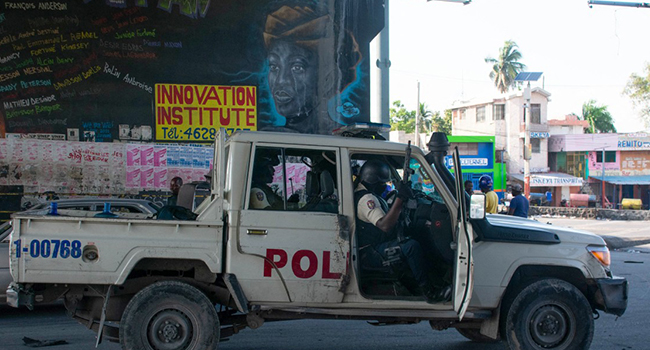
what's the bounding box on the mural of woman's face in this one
[268,40,319,118]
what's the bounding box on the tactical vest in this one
[354,189,396,247]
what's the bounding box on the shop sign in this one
[530,176,582,187]
[445,157,488,167]
[530,132,550,138]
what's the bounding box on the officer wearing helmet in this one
[354,159,451,303]
[479,175,498,214]
[250,150,283,210]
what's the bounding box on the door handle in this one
[247,229,268,236]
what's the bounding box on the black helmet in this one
[358,160,391,185]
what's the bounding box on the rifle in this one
[396,141,416,242]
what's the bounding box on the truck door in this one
[235,145,349,304]
[452,149,474,320]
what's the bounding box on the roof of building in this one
[548,114,590,127]
[450,87,551,110]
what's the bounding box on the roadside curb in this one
[601,235,650,250]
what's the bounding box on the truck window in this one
[249,147,339,213]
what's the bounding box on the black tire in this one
[503,278,593,350]
[456,327,500,343]
[119,280,219,350]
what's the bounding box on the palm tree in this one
[417,103,433,133]
[485,40,526,94]
[581,100,617,133]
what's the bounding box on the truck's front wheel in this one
[504,278,593,350]
[119,280,220,350]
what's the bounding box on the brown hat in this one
[263,6,333,50]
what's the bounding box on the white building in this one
[548,114,589,135]
[450,87,552,175]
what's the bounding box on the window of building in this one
[248,147,339,213]
[596,151,616,163]
[531,104,541,124]
[493,104,505,120]
[460,108,467,120]
[476,106,485,122]
[450,142,478,156]
[531,138,541,153]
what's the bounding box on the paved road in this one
[538,216,650,248]
[0,247,647,350]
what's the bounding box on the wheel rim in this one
[529,305,573,348]
[147,309,193,350]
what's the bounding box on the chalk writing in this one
[27,16,79,28]
[38,2,68,11]
[104,62,121,78]
[3,95,56,110]
[0,52,19,64]
[164,41,182,48]
[123,73,152,93]
[5,2,36,10]
[0,70,19,82]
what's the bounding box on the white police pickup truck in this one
[7,128,627,350]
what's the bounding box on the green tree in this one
[485,40,526,94]
[390,100,416,133]
[581,100,617,134]
[624,63,650,127]
[418,103,433,133]
[431,109,452,135]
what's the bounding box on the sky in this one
[386,0,650,133]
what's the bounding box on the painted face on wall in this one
[267,40,319,119]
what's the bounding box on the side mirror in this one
[470,193,486,220]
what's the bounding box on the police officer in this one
[354,159,451,303]
[250,151,283,210]
[479,175,498,214]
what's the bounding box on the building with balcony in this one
[450,87,552,175]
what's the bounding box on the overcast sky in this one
[386,0,650,133]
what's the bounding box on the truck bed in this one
[10,215,223,285]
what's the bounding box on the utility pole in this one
[371,0,390,127]
[415,81,421,148]
[602,148,607,208]
[523,83,532,199]
[514,72,543,200]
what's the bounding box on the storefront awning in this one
[510,172,583,187]
[589,175,650,185]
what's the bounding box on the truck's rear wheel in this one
[119,280,219,350]
[504,278,593,350]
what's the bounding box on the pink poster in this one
[154,146,167,167]
[154,168,168,189]
[140,166,154,188]
[126,167,141,188]
[140,145,154,166]
[126,145,141,167]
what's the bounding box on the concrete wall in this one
[530,206,650,220]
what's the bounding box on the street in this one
[0,244,646,350]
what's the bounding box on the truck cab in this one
[7,129,626,350]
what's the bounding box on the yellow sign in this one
[155,84,257,142]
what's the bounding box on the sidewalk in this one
[534,216,650,250]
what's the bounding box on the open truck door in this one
[451,148,474,320]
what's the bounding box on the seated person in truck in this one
[250,150,283,210]
[354,159,451,303]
